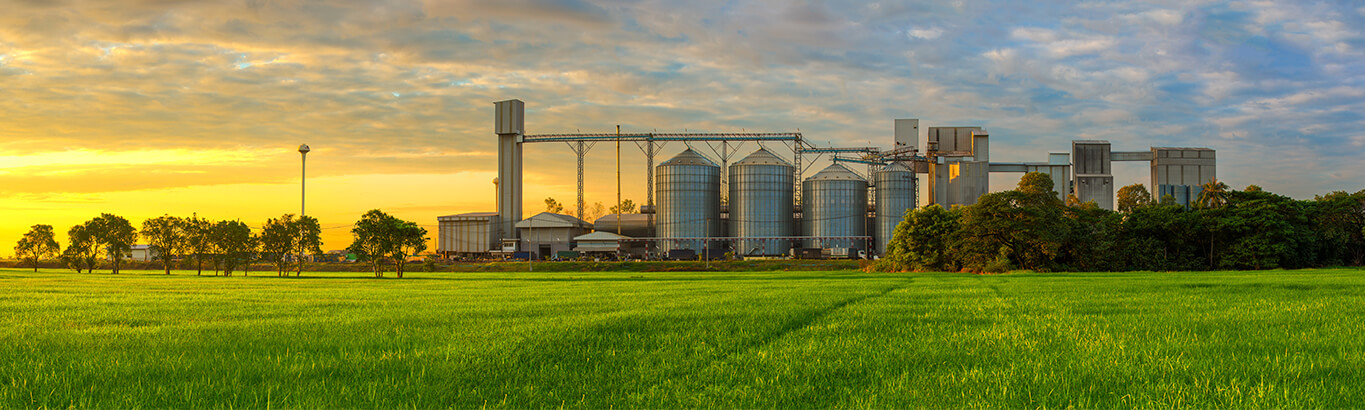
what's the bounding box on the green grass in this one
[2,268,1363,408]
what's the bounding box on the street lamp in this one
[298,144,309,277]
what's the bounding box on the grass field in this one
[2,268,1363,408]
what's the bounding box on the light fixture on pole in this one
[298,144,310,277]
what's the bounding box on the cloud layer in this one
[1,0,1363,250]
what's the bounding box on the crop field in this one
[2,268,1364,408]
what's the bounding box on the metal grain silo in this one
[729,148,794,256]
[874,161,916,256]
[656,149,722,252]
[802,163,868,250]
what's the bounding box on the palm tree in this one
[1195,178,1231,268]
[1195,178,1230,209]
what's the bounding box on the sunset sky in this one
[3,0,1363,256]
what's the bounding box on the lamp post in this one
[298,144,309,277]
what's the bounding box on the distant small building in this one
[573,231,627,254]
[516,212,592,259]
[437,212,500,257]
[128,245,158,262]
[574,231,648,259]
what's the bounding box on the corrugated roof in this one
[438,211,498,220]
[879,161,912,173]
[732,148,792,167]
[574,231,632,241]
[592,213,650,224]
[514,212,591,229]
[659,148,718,167]
[806,163,866,182]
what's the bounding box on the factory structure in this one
[437,100,1217,260]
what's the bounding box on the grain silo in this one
[874,161,916,256]
[728,148,794,256]
[656,149,722,252]
[802,163,868,250]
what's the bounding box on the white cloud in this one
[1142,9,1184,25]
[1011,27,1057,43]
[907,28,942,40]
[1044,36,1116,58]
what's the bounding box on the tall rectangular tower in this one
[1151,147,1216,208]
[927,127,988,208]
[494,99,524,242]
[894,119,918,151]
[1072,140,1115,209]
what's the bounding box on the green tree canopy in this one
[183,216,214,275]
[1017,172,1056,197]
[545,197,564,214]
[880,204,960,272]
[211,220,254,276]
[260,214,299,276]
[92,214,137,274]
[391,219,428,279]
[349,209,396,278]
[141,215,186,275]
[62,223,101,273]
[610,199,637,215]
[1116,184,1153,214]
[14,224,60,272]
[296,215,323,276]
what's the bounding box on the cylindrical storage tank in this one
[875,162,916,256]
[656,149,722,252]
[802,163,868,250]
[592,213,654,238]
[729,148,794,256]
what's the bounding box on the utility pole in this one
[616,125,622,235]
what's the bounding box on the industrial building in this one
[435,99,1217,260]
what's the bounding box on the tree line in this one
[879,172,1365,273]
[544,197,637,221]
[12,209,428,278]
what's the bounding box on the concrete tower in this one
[494,99,524,243]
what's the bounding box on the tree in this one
[349,210,395,277]
[1195,178,1230,209]
[243,232,261,276]
[1119,202,1200,271]
[14,224,60,272]
[545,197,565,214]
[62,223,101,273]
[1116,184,1153,214]
[346,210,424,278]
[260,214,299,276]
[295,216,323,277]
[1245,184,1263,193]
[183,216,213,275]
[880,205,961,272]
[211,220,253,276]
[610,199,637,214]
[91,214,137,274]
[1017,172,1056,197]
[1193,179,1232,267]
[391,219,428,279]
[1061,205,1121,271]
[1311,191,1365,265]
[1065,194,1083,208]
[955,189,1068,273]
[140,215,186,275]
[585,202,607,222]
